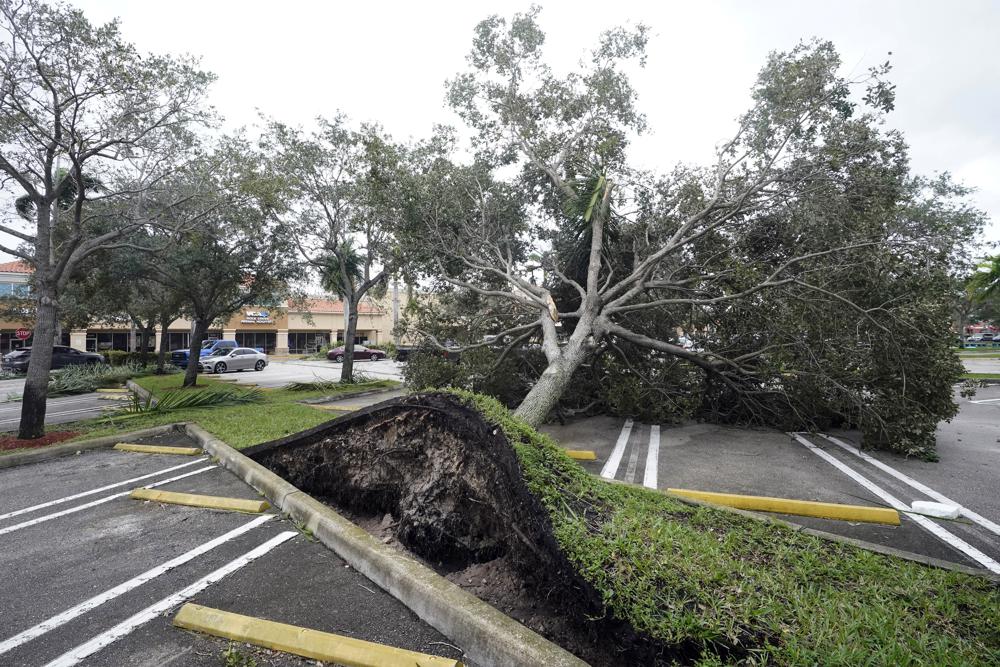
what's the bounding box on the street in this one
[541,384,1000,575]
[0,431,465,666]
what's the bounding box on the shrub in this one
[103,350,151,366]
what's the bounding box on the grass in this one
[961,372,1000,381]
[59,374,399,449]
[446,389,1000,666]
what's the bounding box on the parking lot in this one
[0,432,465,666]
[219,357,403,388]
[541,384,1000,575]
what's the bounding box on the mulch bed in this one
[0,430,80,451]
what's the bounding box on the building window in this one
[236,331,276,354]
[288,332,328,354]
[0,282,29,297]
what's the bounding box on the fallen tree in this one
[248,392,1000,665]
[401,10,984,457]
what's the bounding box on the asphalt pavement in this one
[0,393,112,432]
[541,385,1000,575]
[206,357,404,388]
[0,431,466,666]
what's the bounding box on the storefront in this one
[288,331,329,354]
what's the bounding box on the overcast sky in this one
[5,0,998,263]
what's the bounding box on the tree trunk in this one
[340,301,360,383]
[138,327,152,365]
[18,294,58,439]
[513,342,590,428]
[157,316,171,374]
[183,319,209,387]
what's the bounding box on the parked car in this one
[1,345,105,373]
[326,344,386,362]
[170,339,240,369]
[199,347,268,374]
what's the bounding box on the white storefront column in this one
[154,327,163,352]
[70,329,87,351]
[223,328,237,341]
[275,329,289,356]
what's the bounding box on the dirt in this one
[246,393,663,666]
[0,430,80,451]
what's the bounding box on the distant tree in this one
[265,118,404,382]
[0,0,215,437]
[406,10,984,457]
[145,141,299,387]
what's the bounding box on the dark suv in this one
[1,346,105,372]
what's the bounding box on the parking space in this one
[541,388,1000,575]
[0,432,465,666]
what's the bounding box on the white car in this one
[200,347,268,374]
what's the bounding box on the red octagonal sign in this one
[15,328,31,340]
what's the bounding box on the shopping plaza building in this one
[0,260,405,355]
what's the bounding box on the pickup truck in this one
[170,339,239,369]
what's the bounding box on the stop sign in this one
[15,328,31,340]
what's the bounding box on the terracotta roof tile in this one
[0,260,31,273]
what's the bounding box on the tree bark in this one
[138,326,153,365]
[513,339,591,427]
[340,300,360,383]
[18,293,57,439]
[182,319,209,387]
[157,315,171,373]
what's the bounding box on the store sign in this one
[15,328,31,340]
[241,309,274,324]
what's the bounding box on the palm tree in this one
[969,254,1000,302]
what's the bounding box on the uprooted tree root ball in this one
[246,392,660,664]
[247,391,1000,666]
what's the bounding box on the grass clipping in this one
[451,390,999,666]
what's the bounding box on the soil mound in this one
[248,393,575,572]
[245,392,639,665]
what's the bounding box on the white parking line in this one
[0,458,209,522]
[816,433,1000,538]
[643,425,660,489]
[970,397,1000,404]
[43,530,298,667]
[600,419,633,480]
[0,466,215,536]
[0,514,273,655]
[791,433,1000,574]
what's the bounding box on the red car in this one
[326,344,386,362]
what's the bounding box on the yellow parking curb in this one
[172,603,463,667]
[310,404,357,412]
[130,489,270,513]
[114,443,202,456]
[563,449,597,461]
[95,388,129,393]
[666,488,900,525]
[100,394,133,401]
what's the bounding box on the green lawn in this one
[62,374,399,449]
[961,372,1000,381]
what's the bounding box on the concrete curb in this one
[0,423,184,470]
[126,378,153,403]
[298,386,402,405]
[183,422,587,667]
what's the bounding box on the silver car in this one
[199,347,268,374]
